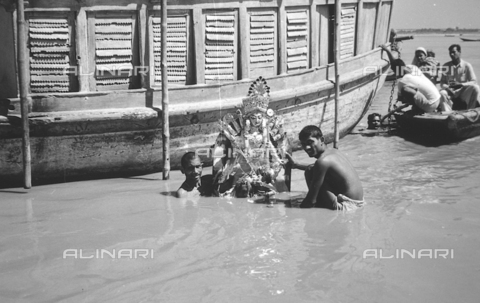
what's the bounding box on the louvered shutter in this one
[152,15,188,85]
[286,10,309,73]
[28,15,77,93]
[249,10,276,78]
[204,12,236,84]
[94,15,136,90]
[340,6,356,60]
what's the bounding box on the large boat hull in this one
[1,50,388,185]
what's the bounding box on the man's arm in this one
[300,160,328,208]
[379,44,396,63]
[285,153,311,171]
[439,63,449,89]
[464,62,477,86]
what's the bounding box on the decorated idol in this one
[212,77,290,198]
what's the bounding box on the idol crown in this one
[242,76,270,114]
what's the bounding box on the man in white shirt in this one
[397,64,451,112]
[439,44,479,110]
[380,44,451,113]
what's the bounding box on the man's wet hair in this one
[299,125,323,141]
[181,151,199,168]
[449,44,461,53]
[391,59,406,77]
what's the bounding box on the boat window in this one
[374,1,393,47]
[339,5,356,60]
[248,9,277,78]
[286,8,309,73]
[88,12,141,91]
[204,10,238,84]
[356,2,377,53]
[26,12,79,93]
[150,11,191,86]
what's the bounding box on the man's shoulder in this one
[461,60,474,68]
[317,149,343,163]
[178,180,192,192]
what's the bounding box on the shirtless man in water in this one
[286,125,364,210]
[176,152,213,198]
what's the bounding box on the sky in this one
[391,0,480,29]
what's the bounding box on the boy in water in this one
[286,125,364,210]
[176,152,214,198]
[367,113,382,129]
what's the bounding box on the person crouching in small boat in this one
[285,125,364,210]
[176,152,214,198]
[380,44,452,113]
[412,47,440,84]
[439,44,480,110]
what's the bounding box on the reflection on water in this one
[1,131,479,302]
[2,35,480,303]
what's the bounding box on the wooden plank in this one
[250,28,275,34]
[239,6,249,80]
[287,47,308,56]
[250,21,274,28]
[287,39,307,48]
[287,55,308,62]
[251,48,275,56]
[193,8,205,84]
[287,11,308,21]
[250,55,275,63]
[278,4,287,74]
[287,61,307,69]
[317,5,329,66]
[206,34,235,42]
[138,4,147,88]
[205,26,235,33]
[310,1,318,67]
[372,0,382,48]
[250,15,275,22]
[87,12,97,91]
[205,68,234,75]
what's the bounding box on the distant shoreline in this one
[397,29,479,35]
[397,33,480,37]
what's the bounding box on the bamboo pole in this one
[333,0,341,149]
[17,0,32,188]
[161,0,170,180]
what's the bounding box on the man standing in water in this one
[440,44,480,110]
[286,125,364,210]
[176,152,213,198]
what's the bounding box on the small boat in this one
[445,34,456,37]
[393,108,480,143]
[460,37,480,42]
[0,0,394,186]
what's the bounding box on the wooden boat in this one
[393,108,480,143]
[0,0,394,185]
[460,37,480,42]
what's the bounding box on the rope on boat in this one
[381,79,399,128]
[380,103,409,125]
[455,109,480,123]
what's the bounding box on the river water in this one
[1,35,480,303]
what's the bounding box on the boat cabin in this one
[0,0,393,108]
